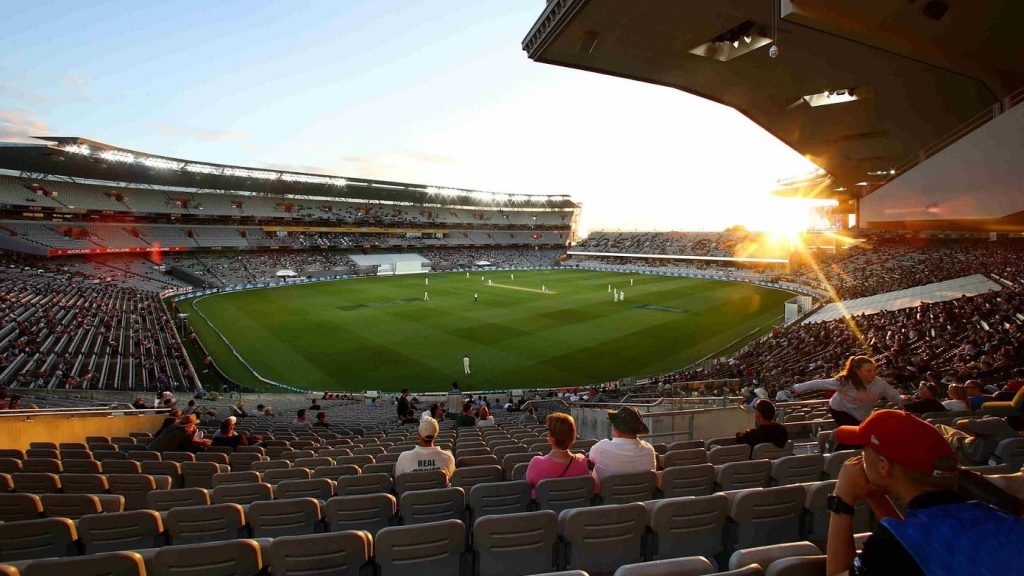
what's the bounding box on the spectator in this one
[965,380,993,410]
[132,397,148,410]
[148,414,211,453]
[397,388,411,420]
[456,401,477,428]
[588,406,656,487]
[421,403,444,421]
[525,413,589,497]
[993,371,1024,401]
[313,411,331,428]
[519,405,538,425]
[475,405,495,427]
[309,399,322,411]
[230,400,250,418]
[825,410,1023,575]
[942,384,969,411]
[394,417,455,481]
[368,398,378,409]
[184,399,199,415]
[901,382,946,415]
[211,416,261,448]
[735,399,788,449]
[293,408,308,427]
[937,416,1022,465]
[791,356,903,448]
[154,409,183,436]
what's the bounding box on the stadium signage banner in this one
[47,246,190,256]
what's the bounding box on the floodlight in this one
[99,150,135,163]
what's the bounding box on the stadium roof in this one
[0,137,578,209]
[523,0,1024,199]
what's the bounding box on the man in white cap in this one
[394,416,455,482]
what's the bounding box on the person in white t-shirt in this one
[394,417,455,482]
[588,406,657,488]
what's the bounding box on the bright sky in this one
[0,0,818,234]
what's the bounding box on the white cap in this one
[419,417,439,440]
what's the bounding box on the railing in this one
[0,407,170,418]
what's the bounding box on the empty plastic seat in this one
[40,494,102,520]
[992,437,1024,469]
[276,478,336,501]
[0,458,22,474]
[362,463,395,476]
[0,517,78,561]
[162,452,196,464]
[399,487,465,525]
[212,471,261,487]
[456,455,500,468]
[107,474,158,511]
[102,460,143,475]
[293,457,334,469]
[535,475,594,513]
[59,449,93,460]
[12,473,60,495]
[151,538,263,576]
[645,493,729,561]
[61,459,102,474]
[181,462,230,489]
[725,485,806,553]
[281,450,315,462]
[337,473,392,496]
[716,460,771,491]
[657,464,715,498]
[750,442,794,461]
[142,461,183,488]
[20,460,61,475]
[335,455,375,467]
[770,455,824,486]
[313,465,361,480]
[0,472,11,492]
[474,510,558,576]
[452,465,503,491]
[0,449,26,460]
[131,451,163,462]
[394,470,448,495]
[661,449,709,469]
[492,445,528,460]
[251,460,292,473]
[166,503,246,545]
[375,519,464,576]
[726,540,820,572]
[21,550,146,576]
[801,481,871,549]
[0,493,43,522]
[196,453,230,465]
[558,503,647,574]
[147,488,211,513]
[318,449,353,458]
[709,445,750,465]
[211,482,274,506]
[324,493,395,534]
[248,497,322,538]
[469,480,531,519]
[60,473,108,494]
[77,510,163,553]
[263,468,313,486]
[613,556,717,576]
[501,453,538,479]
[94,451,126,461]
[267,531,372,576]
[822,451,859,480]
[667,440,705,452]
[764,555,826,576]
[25,450,59,461]
[600,471,657,505]
[227,453,264,471]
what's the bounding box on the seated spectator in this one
[310,399,322,411]
[313,411,331,428]
[230,400,249,418]
[132,396,149,410]
[519,405,538,425]
[735,399,788,449]
[154,409,183,436]
[456,401,477,428]
[475,405,495,427]
[292,408,308,427]
[525,413,589,497]
[211,416,262,448]
[394,417,455,481]
[149,414,211,453]
[994,370,1024,401]
[184,399,199,415]
[901,382,947,415]
[826,410,1024,576]
[937,416,1022,465]
[588,406,656,487]
[942,384,969,412]
[368,398,378,409]
[400,409,419,425]
[421,403,444,421]
[965,380,994,411]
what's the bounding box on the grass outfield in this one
[177,270,792,393]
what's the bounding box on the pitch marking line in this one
[489,283,558,294]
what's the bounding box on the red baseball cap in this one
[833,410,956,475]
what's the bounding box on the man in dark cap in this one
[588,406,656,487]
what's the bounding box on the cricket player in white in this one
[463,354,471,374]
[424,291,429,301]
[425,277,429,286]
[630,278,634,286]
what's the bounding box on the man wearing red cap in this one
[826,409,1023,576]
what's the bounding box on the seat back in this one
[473,510,558,576]
[770,455,824,486]
[141,461,183,488]
[107,474,158,511]
[535,475,594,513]
[0,517,77,561]
[709,445,750,465]
[77,510,164,554]
[263,468,313,486]
[247,497,322,538]
[147,488,210,512]
[267,531,372,576]
[0,492,43,522]
[658,464,715,498]
[20,550,145,576]
[212,471,261,487]
[375,519,464,576]
[728,540,821,571]
[468,480,531,519]
[101,460,142,475]
[337,473,392,496]
[324,493,396,534]
[559,503,647,574]
[181,462,229,489]
[451,465,502,491]
[716,460,771,491]
[726,485,806,552]
[750,442,794,461]
[276,478,335,501]
[22,459,62,475]
[399,487,465,525]
[211,482,274,506]
[992,437,1024,469]
[12,473,61,494]
[62,459,102,474]
[313,465,361,480]
[152,539,263,576]
[40,494,102,520]
[394,470,447,495]
[661,449,709,469]
[612,556,717,576]
[600,471,657,505]
[822,450,859,480]
[166,503,246,545]
[645,493,729,561]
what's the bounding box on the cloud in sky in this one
[156,124,250,142]
[0,109,51,143]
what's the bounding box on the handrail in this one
[0,407,171,418]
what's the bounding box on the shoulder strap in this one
[557,453,577,477]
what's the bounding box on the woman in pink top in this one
[525,412,590,498]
